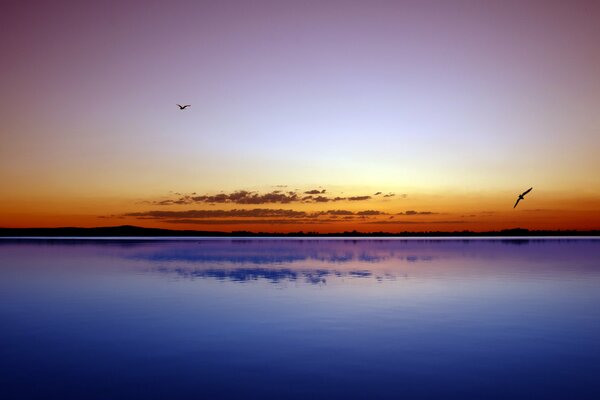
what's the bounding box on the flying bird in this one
[513,187,533,208]
[177,104,191,110]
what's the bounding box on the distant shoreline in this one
[0,225,598,238]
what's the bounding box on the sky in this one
[1,0,599,232]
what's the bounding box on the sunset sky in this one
[1,0,599,232]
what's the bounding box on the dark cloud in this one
[324,209,354,215]
[163,217,351,225]
[374,192,382,196]
[154,199,190,205]
[356,210,386,216]
[163,190,301,205]
[122,208,393,222]
[383,193,396,198]
[397,210,437,215]
[124,209,308,219]
[348,196,371,201]
[153,189,380,205]
[313,196,330,202]
[163,219,317,225]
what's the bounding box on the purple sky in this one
[1,0,599,230]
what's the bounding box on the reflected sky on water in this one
[1,239,600,399]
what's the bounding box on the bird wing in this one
[514,198,521,208]
[176,104,182,108]
[184,105,191,108]
[522,187,532,196]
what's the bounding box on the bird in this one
[177,104,191,110]
[513,187,533,208]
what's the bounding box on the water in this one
[1,238,599,399]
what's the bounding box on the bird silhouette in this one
[177,104,191,110]
[513,187,532,208]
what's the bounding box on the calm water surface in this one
[1,239,599,399]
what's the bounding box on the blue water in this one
[1,239,599,399]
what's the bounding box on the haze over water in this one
[1,238,599,399]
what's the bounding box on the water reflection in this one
[1,239,600,399]
[153,266,374,285]
[109,238,600,285]
[2,238,600,284]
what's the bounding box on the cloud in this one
[152,189,381,205]
[163,219,319,225]
[166,190,302,205]
[324,209,354,215]
[348,196,371,201]
[397,210,437,215]
[304,189,326,194]
[162,217,350,225]
[154,199,190,205]
[374,192,382,196]
[383,193,396,198]
[121,208,393,222]
[356,210,386,216]
[124,209,309,219]
[313,196,330,202]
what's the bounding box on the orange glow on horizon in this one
[1,189,599,232]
